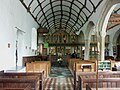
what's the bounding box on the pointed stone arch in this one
[84,21,95,60]
[78,31,85,43]
[96,0,120,61]
[97,0,120,34]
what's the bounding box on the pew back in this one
[26,61,51,77]
[76,72,120,89]
[86,84,92,90]
[68,59,96,74]
[0,78,39,90]
[0,72,44,90]
[82,78,120,88]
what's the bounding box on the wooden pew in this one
[77,75,120,89]
[86,84,92,90]
[26,61,51,78]
[76,75,82,90]
[68,59,81,72]
[0,88,31,90]
[0,78,39,90]
[75,62,96,72]
[68,59,96,74]
[76,71,120,79]
[0,72,44,90]
[82,78,120,88]
[74,65,120,89]
[23,56,39,66]
[76,73,120,89]
[76,76,92,90]
[23,55,48,66]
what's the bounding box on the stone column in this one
[84,39,90,60]
[100,36,105,61]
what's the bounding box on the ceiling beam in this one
[107,21,120,30]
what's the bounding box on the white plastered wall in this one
[0,0,39,70]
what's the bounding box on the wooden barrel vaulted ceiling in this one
[107,8,120,31]
[19,0,103,34]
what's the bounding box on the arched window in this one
[31,28,37,50]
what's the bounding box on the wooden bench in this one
[77,75,120,89]
[0,71,44,90]
[74,67,120,89]
[75,71,120,89]
[26,61,51,78]
[0,78,39,90]
[0,88,31,90]
[76,75,82,90]
[76,71,120,79]
[23,55,49,66]
[68,59,81,71]
[86,84,92,90]
[82,78,120,88]
[69,59,96,76]
[76,76,92,90]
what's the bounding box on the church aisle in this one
[49,66,73,77]
[43,66,74,90]
[43,77,74,90]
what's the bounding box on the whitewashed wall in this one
[0,0,39,70]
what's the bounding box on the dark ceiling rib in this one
[28,0,34,9]
[39,0,99,32]
[50,22,76,32]
[69,0,98,32]
[50,0,56,31]
[36,0,50,29]
[69,0,86,33]
[36,1,86,31]
[114,8,120,13]
[39,0,81,28]
[77,0,91,14]
[48,20,76,32]
[41,10,82,29]
[47,18,77,31]
[32,5,39,13]
[42,17,79,33]
[89,0,96,12]
[77,0,103,31]
[65,0,74,32]
[37,1,51,22]
[60,0,63,30]
[19,0,103,34]
[50,24,73,33]
[41,10,84,34]
[46,15,77,27]
[40,5,84,26]
[19,0,40,26]
[94,0,103,12]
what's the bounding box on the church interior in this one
[0,0,120,90]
